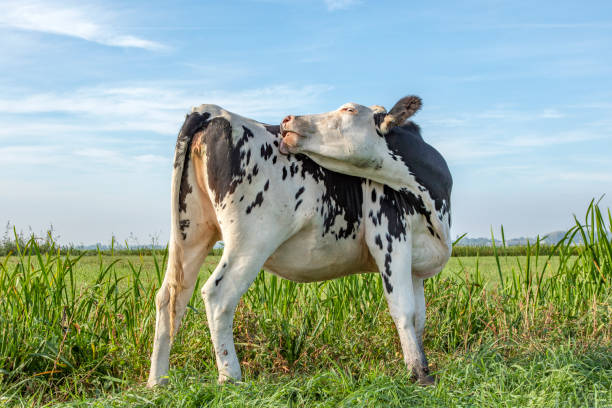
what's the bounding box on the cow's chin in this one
[279,140,293,155]
[279,132,301,155]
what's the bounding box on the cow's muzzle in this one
[279,115,302,155]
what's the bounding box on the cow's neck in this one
[304,143,420,193]
[364,145,423,193]
[304,141,448,237]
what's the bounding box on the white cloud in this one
[74,147,170,169]
[0,0,164,50]
[559,171,612,183]
[493,22,612,30]
[420,100,612,164]
[421,106,568,129]
[0,144,169,170]
[475,108,566,121]
[0,81,333,176]
[0,145,65,165]
[432,136,507,163]
[429,126,609,164]
[0,83,333,136]
[539,109,564,119]
[502,130,605,148]
[324,0,360,11]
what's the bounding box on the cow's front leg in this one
[366,232,434,385]
[200,249,263,383]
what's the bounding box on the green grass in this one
[33,344,609,408]
[0,202,610,406]
[0,253,572,293]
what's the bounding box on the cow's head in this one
[279,96,422,170]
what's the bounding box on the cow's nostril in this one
[282,115,294,124]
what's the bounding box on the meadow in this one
[0,203,610,407]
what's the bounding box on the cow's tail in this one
[167,112,209,340]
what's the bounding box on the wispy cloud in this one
[433,127,610,164]
[490,22,612,30]
[0,82,332,170]
[324,0,360,11]
[0,83,333,135]
[421,107,567,128]
[0,144,170,173]
[502,130,606,148]
[74,147,169,169]
[451,21,612,32]
[0,145,66,165]
[425,102,611,164]
[0,0,164,50]
[475,108,566,121]
[559,171,612,183]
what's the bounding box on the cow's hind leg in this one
[366,233,434,385]
[412,276,433,385]
[200,244,269,383]
[148,232,216,387]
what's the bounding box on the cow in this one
[147,96,452,388]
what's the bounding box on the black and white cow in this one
[147,96,452,387]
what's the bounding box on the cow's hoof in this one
[417,374,436,386]
[218,374,240,384]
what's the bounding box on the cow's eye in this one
[340,107,357,114]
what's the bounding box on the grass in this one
[0,202,610,406]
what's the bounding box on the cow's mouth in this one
[279,130,301,155]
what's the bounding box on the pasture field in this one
[0,203,610,407]
[2,254,571,292]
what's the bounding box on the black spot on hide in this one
[294,154,363,240]
[202,120,255,204]
[174,112,211,169]
[245,191,264,214]
[260,143,273,160]
[384,122,452,215]
[290,163,298,177]
[375,185,434,240]
[384,253,392,276]
[373,112,386,131]
[382,274,393,293]
[374,234,383,250]
[179,219,190,240]
[176,112,211,214]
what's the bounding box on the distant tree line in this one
[1,225,575,259]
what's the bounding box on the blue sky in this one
[1,0,611,245]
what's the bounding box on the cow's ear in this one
[379,96,422,134]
